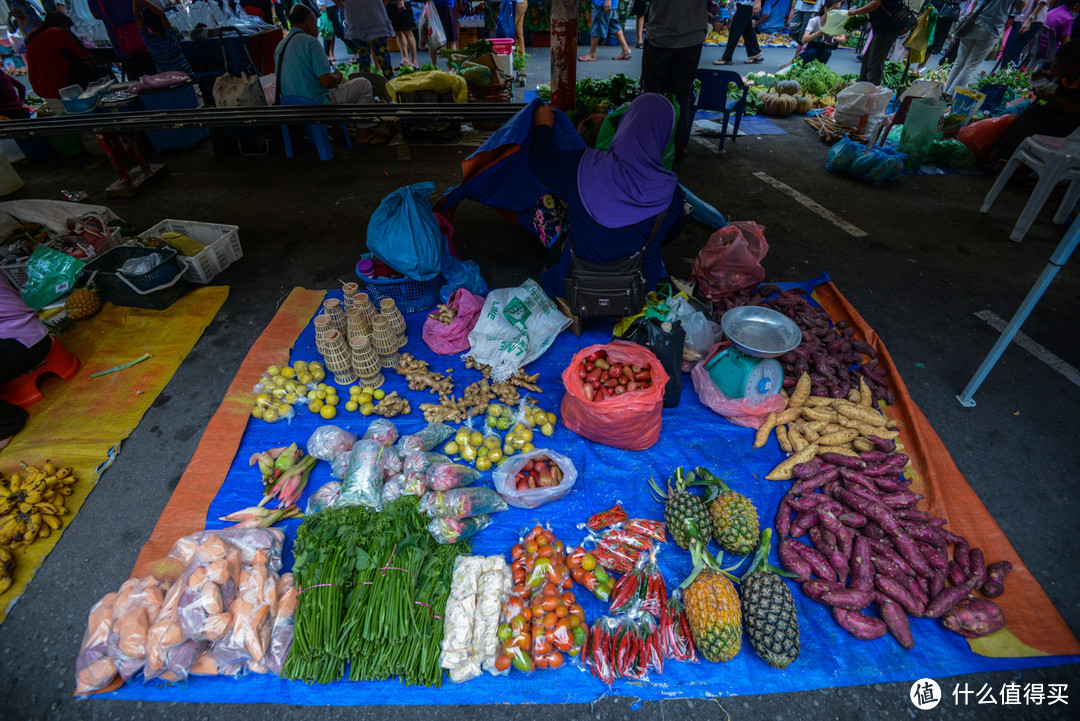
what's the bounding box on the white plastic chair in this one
[980,127,1080,242]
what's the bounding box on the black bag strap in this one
[274,30,301,105]
[570,208,669,260]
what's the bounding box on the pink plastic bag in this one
[690,222,769,302]
[422,288,484,354]
[560,341,669,450]
[690,342,786,429]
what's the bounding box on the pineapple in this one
[740,529,800,669]
[694,467,760,556]
[680,522,742,663]
[64,288,101,320]
[649,467,712,549]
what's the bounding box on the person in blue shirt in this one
[275,4,373,103]
[579,0,634,61]
[529,93,685,302]
[133,0,193,73]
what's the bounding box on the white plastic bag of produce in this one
[466,279,571,381]
[833,82,893,131]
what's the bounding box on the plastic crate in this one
[83,245,188,310]
[0,228,122,292]
[355,255,440,314]
[139,219,242,284]
[490,38,514,55]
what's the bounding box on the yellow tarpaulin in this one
[386,70,469,104]
[0,286,229,624]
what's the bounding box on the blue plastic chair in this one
[279,95,352,161]
[691,69,748,151]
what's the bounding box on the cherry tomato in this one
[511,543,525,560]
[495,654,512,672]
[547,651,564,668]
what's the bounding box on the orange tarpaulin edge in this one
[129,288,325,578]
[813,281,1080,658]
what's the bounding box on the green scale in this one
[705,306,802,405]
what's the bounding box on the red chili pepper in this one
[587,504,628,531]
[610,571,640,614]
[636,626,650,679]
[625,518,667,543]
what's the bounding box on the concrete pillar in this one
[550,0,578,112]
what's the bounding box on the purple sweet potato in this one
[838,511,868,528]
[880,491,923,510]
[895,509,931,523]
[969,548,988,588]
[982,561,1013,598]
[832,607,888,641]
[838,467,879,493]
[868,540,916,578]
[788,495,824,512]
[873,476,908,493]
[882,453,910,468]
[947,560,967,586]
[924,576,978,619]
[906,525,945,545]
[779,539,813,582]
[791,510,820,538]
[792,459,823,479]
[820,452,866,469]
[953,541,971,576]
[863,462,900,478]
[862,521,887,541]
[866,435,896,453]
[817,509,845,536]
[858,450,889,463]
[916,542,948,571]
[929,570,947,599]
[876,594,915,649]
[850,536,873,591]
[915,575,930,595]
[790,474,829,496]
[941,597,1005,638]
[794,541,837,582]
[887,526,934,577]
[803,579,872,610]
[835,525,855,560]
[774,496,794,538]
[875,575,925,617]
[822,480,842,499]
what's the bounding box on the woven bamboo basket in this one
[346,306,371,340]
[322,330,358,384]
[354,293,376,329]
[323,298,347,336]
[350,335,384,387]
[380,298,407,337]
[314,314,333,351]
[342,282,359,309]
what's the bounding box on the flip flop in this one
[578,56,597,62]
[744,56,764,64]
[713,59,733,65]
[614,53,632,60]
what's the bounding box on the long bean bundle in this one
[283,497,468,686]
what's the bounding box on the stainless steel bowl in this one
[720,306,802,358]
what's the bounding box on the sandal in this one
[713,59,733,65]
[744,55,764,64]
[614,52,632,60]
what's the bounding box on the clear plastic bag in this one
[420,487,508,519]
[492,449,577,509]
[475,557,511,675]
[331,450,351,480]
[402,470,428,496]
[167,528,284,572]
[362,418,399,447]
[382,474,405,505]
[263,573,296,675]
[210,562,280,672]
[106,576,169,682]
[399,422,455,453]
[665,296,721,367]
[440,556,483,680]
[74,592,119,696]
[338,440,387,509]
[306,425,357,462]
[381,446,404,479]
[404,451,450,474]
[426,462,481,492]
[428,514,493,544]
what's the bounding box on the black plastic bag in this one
[616,317,684,408]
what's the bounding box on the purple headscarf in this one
[577,93,679,229]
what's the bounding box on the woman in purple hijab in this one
[529,93,685,300]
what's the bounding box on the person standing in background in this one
[715,0,763,65]
[943,0,1013,96]
[787,0,822,42]
[429,0,459,67]
[640,0,708,159]
[931,0,963,54]
[0,275,51,453]
[632,0,648,48]
[578,0,634,61]
[1000,0,1049,66]
[1043,0,1080,54]
[337,0,394,76]
[317,3,336,61]
[848,0,906,85]
[385,0,418,69]
[134,0,193,72]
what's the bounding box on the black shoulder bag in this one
[564,209,668,318]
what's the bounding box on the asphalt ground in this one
[0,34,1077,721]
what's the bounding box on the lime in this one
[345,400,359,412]
[476,446,490,459]
[373,389,385,400]
[541,423,555,437]
[250,405,264,419]
[266,365,281,376]
[280,367,295,379]
[488,448,503,463]
[362,386,374,395]
[320,405,337,419]
[349,385,361,396]
[484,435,500,449]
[262,407,279,422]
[444,441,459,455]
[312,370,326,381]
[255,392,272,405]
[469,431,484,448]
[476,457,492,472]
[309,399,324,413]
[358,393,373,405]
[521,442,535,453]
[325,394,339,406]
[315,389,327,400]
[361,402,375,416]
[307,390,318,400]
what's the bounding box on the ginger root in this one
[374,391,411,417]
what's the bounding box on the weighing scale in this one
[705,306,802,404]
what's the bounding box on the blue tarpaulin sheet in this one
[101,276,1078,705]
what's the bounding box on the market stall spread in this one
[85,277,1079,704]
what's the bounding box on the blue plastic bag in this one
[495,0,516,39]
[440,255,488,303]
[367,182,444,281]
[825,137,860,173]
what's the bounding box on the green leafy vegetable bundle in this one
[283,497,470,686]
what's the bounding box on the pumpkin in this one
[794,95,814,114]
[776,79,801,96]
[760,92,798,117]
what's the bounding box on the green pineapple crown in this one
[679,520,740,591]
[740,528,799,582]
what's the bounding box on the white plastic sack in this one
[833,82,893,130]
[664,296,721,367]
[466,279,571,381]
[419,1,447,51]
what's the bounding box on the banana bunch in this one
[0,460,75,551]
[0,545,13,595]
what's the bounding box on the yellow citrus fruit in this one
[251,405,264,419]
[312,370,325,381]
[373,389,385,400]
[266,365,281,376]
[521,442,535,453]
[263,407,279,422]
[255,392,272,405]
[320,405,337,419]
[298,373,313,385]
[325,394,339,406]
[357,393,373,405]
[280,367,295,379]
[541,423,555,437]
[361,402,375,416]
[309,399,324,413]
[345,400,359,412]
[476,446,489,459]
[444,441,459,455]
[484,435,500,449]
[469,431,484,448]
[487,404,501,417]
[349,386,361,396]
[476,458,492,472]
[488,448,503,463]
[546,412,557,426]
[362,386,374,395]
[307,390,319,400]
[315,389,327,400]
